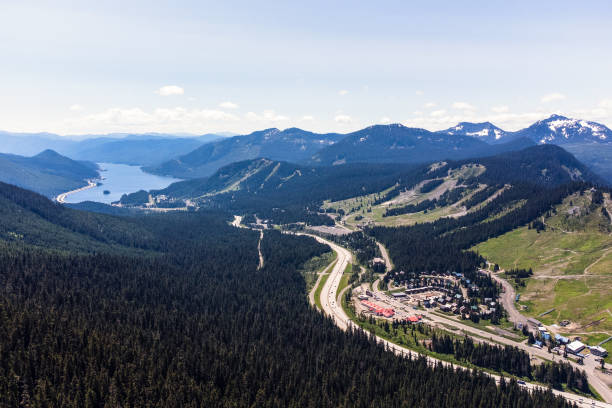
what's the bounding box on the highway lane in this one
[307,234,612,408]
[55,180,97,203]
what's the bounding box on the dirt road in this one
[376,241,393,271]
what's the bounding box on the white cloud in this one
[380,116,391,124]
[424,102,437,108]
[63,106,238,133]
[599,99,612,109]
[415,90,424,96]
[219,101,239,109]
[245,109,289,122]
[69,104,83,111]
[404,110,557,132]
[452,102,476,111]
[334,114,352,124]
[491,105,509,113]
[412,110,423,116]
[540,93,565,103]
[155,85,184,96]
[338,89,349,96]
[300,115,314,121]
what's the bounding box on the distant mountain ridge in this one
[0,149,99,197]
[0,131,226,166]
[511,114,612,144]
[439,114,612,145]
[437,122,508,144]
[146,115,611,180]
[308,123,533,166]
[144,127,343,178]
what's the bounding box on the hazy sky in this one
[1,0,611,135]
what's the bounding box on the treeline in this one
[430,334,531,378]
[463,185,501,209]
[328,231,381,265]
[383,186,469,217]
[420,178,445,193]
[534,361,590,394]
[430,334,590,394]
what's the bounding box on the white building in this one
[567,340,586,354]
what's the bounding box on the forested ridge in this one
[0,183,578,407]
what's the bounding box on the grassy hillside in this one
[474,189,612,334]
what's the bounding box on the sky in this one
[1,0,612,136]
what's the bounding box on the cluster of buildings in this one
[529,319,608,357]
[360,300,395,318]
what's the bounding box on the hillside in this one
[327,144,602,228]
[145,127,343,178]
[474,187,612,356]
[0,149,99,197]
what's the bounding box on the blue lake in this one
[65,163,181,204]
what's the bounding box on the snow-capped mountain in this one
[511,114,612,144]
[438,122,508,144]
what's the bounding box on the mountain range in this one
[1,114,611,186]
[0,131,225,166]
[122,144,600,212]
[144,114,612,181]
[438,114,612,145]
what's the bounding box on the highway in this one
[55,180,97,203]
[307,233,612,408]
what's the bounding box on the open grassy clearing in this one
[474,189,612,336]
[299,251,337,292]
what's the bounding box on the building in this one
[567,340,586,355]
[554,334,569,344]
[590,346,608,357]
[392,292,407,298]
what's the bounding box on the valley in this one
[5,3,612,406]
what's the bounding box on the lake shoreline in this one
[63,163,180,205]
